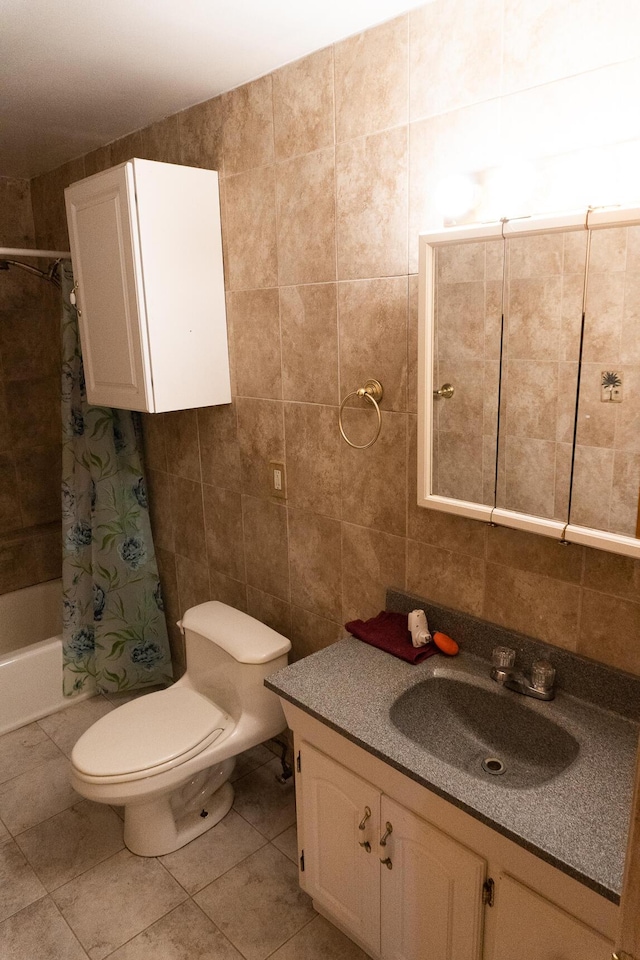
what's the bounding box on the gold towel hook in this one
[339,379,384,449]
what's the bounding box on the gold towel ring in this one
[339,379,384,449]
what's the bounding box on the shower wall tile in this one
[140,115,181,165]
[110,130,145,166]
[209,569,248,612]
[486,525,583,583]
[30,156,84,250]
[203,484,246,582]
[0,177,34,247]
[407,539,485,616]
[0,180,64,595]
[583,548,640,601]
[178,96,223,171]
[223,167,278,290]
[175,554,210,616]
[578,589,640,675]
[409,0,502,120]
[229,289,282,400]
[6,377,59,451]
[163,409,202,483]
[276,147,336,286]
[141,413,168,473]
[170,475,207,565]
[336,126,408,280]
[198,403,240,491]
[289,605,343,662]
[284,402,341,519]
[280,283,338,405]
[241,495,289,602]
[146,469,174,553]
[341,521,406,623]
[338,277,408,413]
[16,446,61,526]
[273,47,334,161]
[288,508,342,620]
[484,563,581,650]
[83,145,112,177]
[246,587,292,640]
[341,409,407,536]
[0,387,9,452]
[0,454,21,534]
[0,279,59,380]
[334,15,408,142]
[222,76,274,176]
[237,398,285,500]
[503,0,640,94]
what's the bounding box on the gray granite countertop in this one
[267,634,640,904]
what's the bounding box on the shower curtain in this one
[60,261,172,696]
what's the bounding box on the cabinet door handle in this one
[380,856,393,869]
[358,806,372,852]
[379,821,393,846]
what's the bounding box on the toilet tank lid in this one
[180,601,291,663]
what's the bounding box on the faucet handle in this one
[531,659,556,693]
[491,646,516,683]
[492,646,516,670]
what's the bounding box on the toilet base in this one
[123,780,235,856]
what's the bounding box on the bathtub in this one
[0,579,96,735]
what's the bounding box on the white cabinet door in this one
[380,796,486,960]
[488,875,613,960]
[65,159,231,413]
[65,162,152,411]
[300,743,381,957]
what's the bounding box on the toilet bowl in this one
[70,601,291,856]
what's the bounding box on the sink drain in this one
[481,757,506,776]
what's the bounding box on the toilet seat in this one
[72,687,233,785]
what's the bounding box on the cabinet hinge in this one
[482,878,495,907]
[300,850,305,872]
[296,751,301,773]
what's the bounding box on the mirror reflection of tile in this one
[430,220,640,541]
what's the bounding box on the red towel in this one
[345,611,438,665]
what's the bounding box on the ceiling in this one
[1,0,427,180]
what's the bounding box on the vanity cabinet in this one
[486,874,613,960]
[64,158,231,413]
[288,710,616,960]
[299,743,486,959]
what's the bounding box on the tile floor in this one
[0,695,369,960]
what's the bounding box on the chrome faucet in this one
[490,646,556,701]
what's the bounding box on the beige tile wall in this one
[27,2,640,683]
[0,177,61,595]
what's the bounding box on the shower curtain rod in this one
[0,246,71,258]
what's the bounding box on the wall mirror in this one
[418,205,640,559]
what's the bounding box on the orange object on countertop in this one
[433,631,459,656]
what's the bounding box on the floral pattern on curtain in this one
[61,260,173,696]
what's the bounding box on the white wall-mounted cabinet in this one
[65,159,231,413]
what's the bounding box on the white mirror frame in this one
[418,204,640,560]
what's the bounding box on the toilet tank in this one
[179,602,291,729]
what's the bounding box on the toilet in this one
[70,601,291,856]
